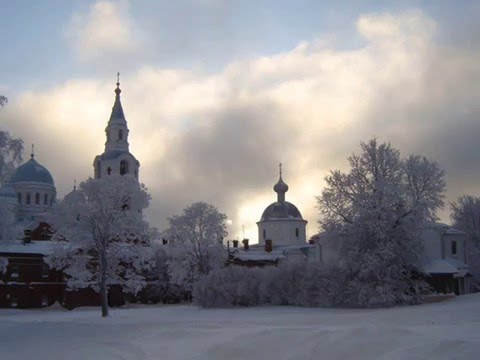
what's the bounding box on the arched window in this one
[26,192,31,205]
[17,193,22,204]
[44,194,48,205]
[118,129,123,140]
[295,228,299,237]
[35,193,40,205]
[263,229,266,239]
[120,160,129,175]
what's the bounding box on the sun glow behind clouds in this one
[3,5,480,241]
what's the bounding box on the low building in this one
[315,222,472,295]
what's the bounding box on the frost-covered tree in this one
[0,130,23,183]
[0,257,8,274]
[317,139,445,307]
[47,175,154,317]
[451,195,480,250]
[451,195,480,289]
[163,202,228,294]
[0,201,21,242]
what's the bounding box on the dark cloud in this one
[146,101,301,229]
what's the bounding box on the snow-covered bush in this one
[193,262,338,308]
[141,244,184,303]
[163,202,228,294]
[317,139,445,307]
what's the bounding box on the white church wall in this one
[258,220,306,246]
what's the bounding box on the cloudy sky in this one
[1,0,479,242]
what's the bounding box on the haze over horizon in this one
[1,0,480,242]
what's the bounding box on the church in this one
[229,165,318,266]
[0,76,140,308]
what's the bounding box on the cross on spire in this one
[115,72,121,96]
[31,144,35,159]
[279,162,282,178]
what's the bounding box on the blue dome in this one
[10,157,55,185]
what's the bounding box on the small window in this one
[35,193,40,205]
[120,160,129,175]
[118,129,123,140]
[295,228,299,237]
[263,229,266,239]
[44,194,48,205]
[451,240,457,255]
[24,230,31,243]
[17,193,22,204]
[11,265,19,279]
[26,192,31,205]
[41,296,49,306]
[42,264,49,278]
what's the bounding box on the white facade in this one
[258,219,307,246]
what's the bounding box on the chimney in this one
[265,239,272,253]
[232,240,239,248]
[242,238,249,251]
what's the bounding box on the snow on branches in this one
[162,202,228,293]
[0,257,8,274]
[317,139,445,307]
[47,175,155,316]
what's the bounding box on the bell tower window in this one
[118,129,123,140]
[120,160,129,175]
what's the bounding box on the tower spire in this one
[31,144,35,159]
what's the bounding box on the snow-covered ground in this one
[1,294,479,360]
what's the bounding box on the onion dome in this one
[273,177,289,195]
[10,154,54,186]
[63,181,85,204]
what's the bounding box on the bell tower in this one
[93,73,140,180]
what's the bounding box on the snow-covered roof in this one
[0,240,62,255]
[424,260,458,274]
[231,244,314,262]
[423,257,469,274]
[444,228,467,235]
